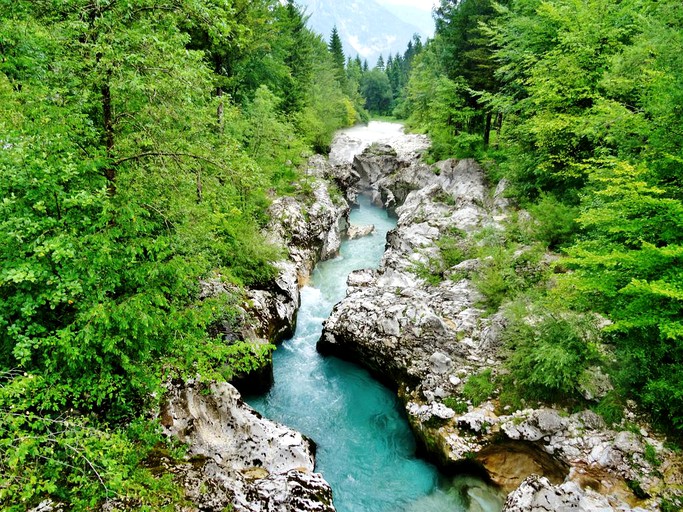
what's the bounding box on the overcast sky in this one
[376,0,439,11]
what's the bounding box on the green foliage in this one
[661,497,683,512]
[437,235,469,268]
[442,397,468,414]
[462,369,496,406]
[0,0,360,506]
[409,233,470,286]
[328,27,346,84]
[472,242,546,312]
[559,160,683,429]
[409,258,444,286]
[594,392,625,426]
[644,443,661,467]
[0,372,184,509]
[503,304,602,401]
[401,0,683,437]
[527,194,580,249]
[219,342,275,381]
[361,69,394,115]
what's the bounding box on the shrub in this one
[594,392,625,425]
[437,235,469,268]
[462,369,497,406]
[504,306,602,401]
[527,194,580,249]
[443,397,468,414]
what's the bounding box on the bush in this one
[527,194,580,249]
[437,235,469,268]
[462,369,497,406]
[443,397,468,414]
[594,392,625,425]
[504,305,602,401]
[0,374,184,510]
[473,244,545,312]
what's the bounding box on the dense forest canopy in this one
[0,0,364,507]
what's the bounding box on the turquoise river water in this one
[247,187,505,511]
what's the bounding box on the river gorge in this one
[158,121,676,512]
[246,192,504,512]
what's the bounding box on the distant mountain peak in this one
[297,0,431,64]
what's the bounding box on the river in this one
[247,122,504,512]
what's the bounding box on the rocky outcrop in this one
[317,144,676,511]
[248,156,349,340]
[318,154,499,393]
[197,156,350,395]
[168,156,351,511]
[501,475,646,512]
[159,380,335,512]
[347,224,375,239]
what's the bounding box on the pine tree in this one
[328,26,346,83]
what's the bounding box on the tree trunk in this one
[102,80,116,195]
[196,169,203,203]
[217,87,224,131]
[494,113,503,149]
[483,111,493,147]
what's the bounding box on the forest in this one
[1,0,682,509]
[0,0,363,507]
[387,0,683,440]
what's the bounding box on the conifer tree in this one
[328,26,346,83]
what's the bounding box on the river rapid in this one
[247,122,504,512]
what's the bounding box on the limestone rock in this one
[579,366,614,401]
[161,380,335,511]
[315,141,671,510]
[502,475,647,512]
[29,501,62,512]
[429,352,453,375]
[614,431,644,455]
[347,224,375,239]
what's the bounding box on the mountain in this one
[297,0,429,65]
[374,1,436,37]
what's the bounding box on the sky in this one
[375,0,440,11]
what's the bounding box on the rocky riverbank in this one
[318,143,682,511]
[151,157,351,512]
[136,125,682,511]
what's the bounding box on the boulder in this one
[347,224,375,239]
[502,475,647,512]
[160,380,335,512]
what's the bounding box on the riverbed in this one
[247,123,503,512]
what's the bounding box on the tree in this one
[376,54,385,71]
[361,69,393,114]
[328,26,346,84]
[561,160,683,429]
[434,0,504,145]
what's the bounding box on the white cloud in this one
[375,0,439,12]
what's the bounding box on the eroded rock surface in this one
[347,224,375,239]
[248,156,349,339]
[317,144,672,511]
[160,380,335,512]
[502,475,650,512]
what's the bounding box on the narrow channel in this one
[247,125,504,512]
